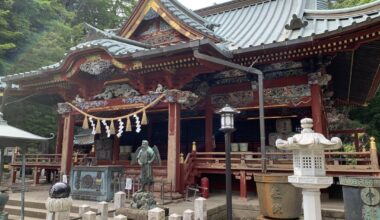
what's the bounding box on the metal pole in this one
[224,132,232,220]
[21,148,26,220]
[258,74,266,173]
[0,148,4,183]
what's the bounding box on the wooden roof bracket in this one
[193,49,267,173]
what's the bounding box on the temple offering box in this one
[70,165,125,201]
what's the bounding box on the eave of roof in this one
[2,39,146,82]
[2,39,231,83]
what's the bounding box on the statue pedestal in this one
[70,165,124,201]
[130,192,157,210]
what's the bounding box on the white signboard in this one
[125,178,132,190]
[62,175,68,184]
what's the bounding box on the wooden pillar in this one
[11,168,16,183]
[167,102,181,192]
[354,132,360,152]
[311,84,323,133]
[61,114,74,176]
[33,167,40,186]
[205,97,213,152]
[112,136,120,164]
[55,116,64,154]
[239,170,247,200]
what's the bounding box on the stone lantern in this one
[276,118,342,220]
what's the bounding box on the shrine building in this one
[3,0,380,200]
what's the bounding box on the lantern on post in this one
[217,104,239,220]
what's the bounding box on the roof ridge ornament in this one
[285,14,308,30]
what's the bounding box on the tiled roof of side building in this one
[2,39,146,82]
[202,0,380,50]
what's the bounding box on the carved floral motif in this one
[211,91,253,109]
[80,59,112,75]
[264,85,311,106]
[93,84,140,100]
[308,72,332,86]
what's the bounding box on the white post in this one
[194,197,207,220]
[114,191,126,209]
[148,207,165,220]
[83,211,96,220]
[183,209,194,220]
[45,197,72,220]
[98,201,108,220]
[302,189,322,220]
[169,213,182,220]
[114,214,128,220]
[78,204,90,217]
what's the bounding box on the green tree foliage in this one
[330,0,375,9]
[0,0,136,152]
[349,93,380,141]
[64,0,137,30]
[0,0,22,74]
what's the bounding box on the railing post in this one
[179,153,185,194]
[370,137,379,170]
[98,201,108,220]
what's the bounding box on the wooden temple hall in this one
[3,0,380,199]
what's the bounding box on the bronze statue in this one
[132,140,161,192]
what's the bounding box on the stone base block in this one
[117,207,149,220]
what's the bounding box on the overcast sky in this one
[178,0,231,10]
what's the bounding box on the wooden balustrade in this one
[186,150,379,174]
[11,153,87,166]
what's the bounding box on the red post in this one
[167,102,181,192]
[55,116,64,154]
[112,136,120,164]
[311,84,323,133]
[205,96,214,152]
[239,170,247,200]
[61,114,74,176]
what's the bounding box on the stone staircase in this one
[5,199,97,219]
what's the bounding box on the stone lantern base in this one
[289,175,333,220]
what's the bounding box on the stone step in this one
[8,214,43,220]
[5,204,104,219]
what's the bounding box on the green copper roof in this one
[203,0,380,49]
[3,39,146,82]
[160,0,223,40]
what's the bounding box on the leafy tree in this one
[349,93,380,141]
[330,0,375,8]
[63,0,137,29]
[0,0,22,74]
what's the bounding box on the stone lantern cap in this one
[276,118,342,151]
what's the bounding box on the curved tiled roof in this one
[3,39,146,82]
[203,0,380,49]
[204,0,305,48]
[160,0,223,40]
